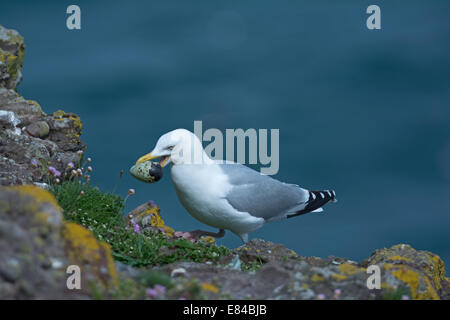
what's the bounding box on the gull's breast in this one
[170,163,261,232]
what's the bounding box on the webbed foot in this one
[175,229,225,241]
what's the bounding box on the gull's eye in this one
[167,146,174,151]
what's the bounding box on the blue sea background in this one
[2,1,449,268]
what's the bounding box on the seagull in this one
[135,129,336,243]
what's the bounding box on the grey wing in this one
[219,163,309,221]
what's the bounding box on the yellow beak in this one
[136,152,158,164]
[136,152,170,167]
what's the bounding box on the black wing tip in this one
[287,189,337,219]
[311,190,337,202]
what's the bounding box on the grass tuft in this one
[50,181,231,267]
[379,286,412,300]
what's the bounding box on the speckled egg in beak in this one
[129,161,163,183]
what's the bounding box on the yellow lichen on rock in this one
[5,185,62,228]
[34,211,51,224]
[10,185,60,210]
[331,273,348,282]
[339,263,363,275]
[62,222,118,287]
[391,267,420,297]
[26,99,43,114]
[426,254,445,292]
[63,222,102,261]
[367,243,445,299]
[383,262,440,300]
[133,204,174,237]
[417,277,440,300]
[99,241,119,287]
[53,109,82,129]
[200,236,216,244]
[201,282,219,294]
[389,255,411,262]
[390,266,439,300]
[150,208,174,236]
[0,25,25,89]
[52,109,83,143]
[7,187,119,290]
[311,274,324,282]
[0,184,120,298]
[0,51,20,86]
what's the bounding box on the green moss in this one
[50,181,231,267]
[110,276,146,299]
[0,26,25,89]
[137,270,173,289]
[379,286,411,300]
[241,256,264,272]
[105,271,167,300]
[0,48,24,88]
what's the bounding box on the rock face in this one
[151,240,449,300]
[0,186,117,299]
[126,201,175,237]
[0,24,25,90]
[0,25,85,186]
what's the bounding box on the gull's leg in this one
[184,229,225,240]
[238,233,248,243]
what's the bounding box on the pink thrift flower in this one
[154,284,166,296]
[333,289,341,299]
[131,220,140,234]
[145,285,166,298]
[146,288,158,298]
[49,166,61,177]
